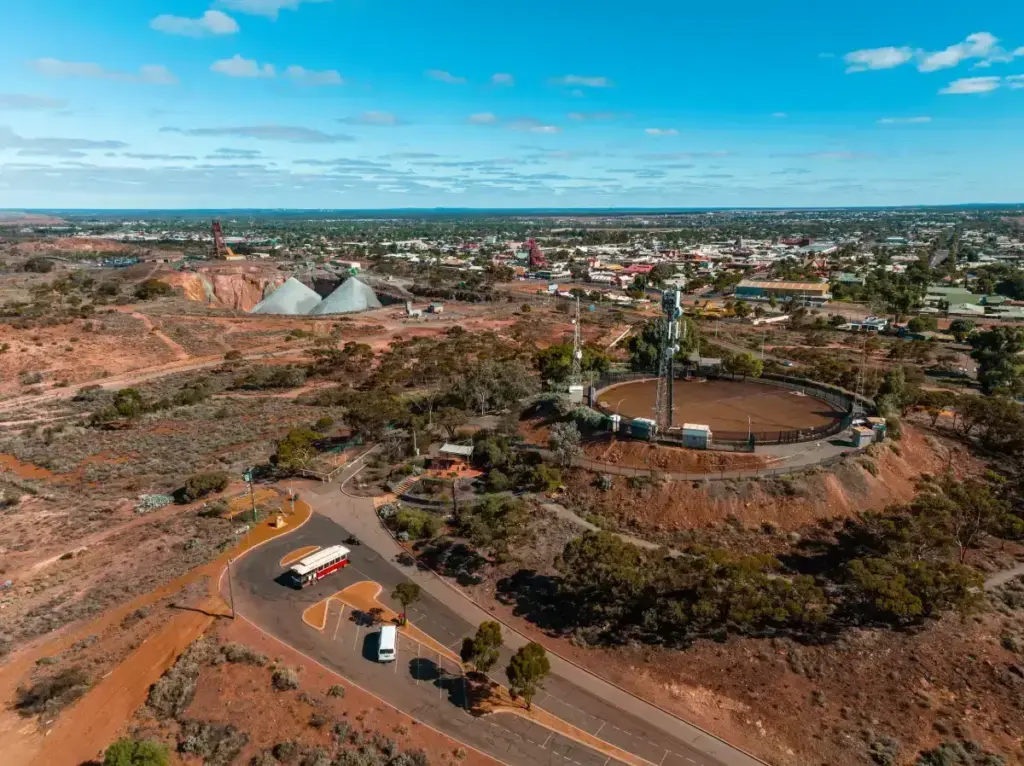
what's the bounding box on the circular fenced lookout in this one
[593,372,855,446]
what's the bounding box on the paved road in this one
[232,512,637,766]
[279,479,764,766]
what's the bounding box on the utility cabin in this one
[434,443,474,474]
[681,423,712,449]
[287,544,351,588]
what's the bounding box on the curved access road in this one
[228,467,766,766]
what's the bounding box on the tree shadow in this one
[494,569,570,632]
[417,540,487,586]
[407,657,476,713]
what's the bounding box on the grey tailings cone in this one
[249,277,322,315]
[309,276,383,315]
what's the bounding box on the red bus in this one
[288,544,351,588]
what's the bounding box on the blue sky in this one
[1,0,1023,208]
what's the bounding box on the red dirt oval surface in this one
[597,378,842,437]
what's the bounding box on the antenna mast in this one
[568,296,585,404]
[654,289,682,432]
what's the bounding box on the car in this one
[377,625,397,663]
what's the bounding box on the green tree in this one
[907,315,938,333]
[548,421,582,467]
[626,317,699,371]
[534,344,610,386]
[178,471,230,503]
[970,326,1024,395]
[460,621,503,674]
[723,351,763,380]
[506,642,550,710]
[948,319,975,343]
[110,387,145,419]
[103,738,170,766]
[275,427,319,473]
[390,582,422,624]
[732,300,751,319]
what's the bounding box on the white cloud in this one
[844,46,914,72]
[426,69,466,84]
[1006,75,1024,89]
[217,0,329,20]
[491,73,514,86]
[339,111,399,126]
[917,32,1008,72]
[509,119,560,134]
[567,112,618,121]
[284,65,343,85]
[29,58,177,84]
[0,93,67,110]
[162,124,353,143]
[123,152,198,161]
[554,74,612,88]
[771,112,788,118]
[645,128,679,136]
[0,126,128,155]
[150,10,239,37]
[940,76,1001,94]
[877,116,932,124]
[844,33,1022,76]
[211,55,276,78]
[467,112,498,125]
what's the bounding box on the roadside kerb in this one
[348,464,769,766]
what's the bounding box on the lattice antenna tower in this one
[570,295,583,387]
[853,332,868,416]
[654,289,682,431]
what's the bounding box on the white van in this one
[377,625,397,663]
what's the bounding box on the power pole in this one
[243,467,257,522]
[227,558,236,619]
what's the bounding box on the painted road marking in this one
[659,750,668,765]
[352,623,362,651]
[595,722,605,737]
[331,603,344,641]
[540,733,553,749]
[437,653,443,700]
[415,643,420,685]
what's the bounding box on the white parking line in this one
[331,605,344,641]
[352,623,362,651]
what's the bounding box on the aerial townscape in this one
[3,4,1024,766]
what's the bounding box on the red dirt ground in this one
[596,378,842,436]
[136,617,500,766]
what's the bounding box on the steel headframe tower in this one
[212,220,226,259]
[654,289,683,432]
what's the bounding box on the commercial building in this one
[734,280,832,306]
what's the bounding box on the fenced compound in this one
[591,370,872,447]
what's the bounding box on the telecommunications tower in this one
[568,296,585,404]
[654,289,683,431]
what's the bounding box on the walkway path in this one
[530,433,858,482]
[542,502,685,556]
[985,561,1024,591]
